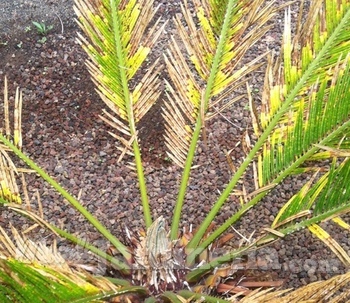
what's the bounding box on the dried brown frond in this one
[3,77,22,149]
[231,271,350,302]
[0,225,70,271]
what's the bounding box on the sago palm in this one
[0,0,350,302]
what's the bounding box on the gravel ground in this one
[0,0,349,294]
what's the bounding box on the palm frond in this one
[0,261,147,303]
[217,1,350,265]
[167,0,279,240]
[257,1,350,186]
[262,157,350,265]
[186,0,350,263]
[74,0,164,227]
[73,0,163,157]
[272,158,350,227]
[74,0,163,148]
[164,0,276,167]
[0,78,133,262]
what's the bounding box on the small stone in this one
[99,151,107,157]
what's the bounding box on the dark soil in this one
[0,0,349,297]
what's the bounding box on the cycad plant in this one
[0,0,350,302]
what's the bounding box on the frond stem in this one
[170,119,202,240]
[49,224,131,274]
[202,0,236,108]
[256,200,350,246]
[109,0,152,228]
[0,134,131,262]
[187,145,319,264]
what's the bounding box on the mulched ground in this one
[0,0,349,295]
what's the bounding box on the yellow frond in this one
[74,0,163,155]
[308,223,350,266]
[164,0,276,167]
[332,216,350,230]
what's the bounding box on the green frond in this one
[272,158,350,227]
[0,259,147,303]
[0,227,143,303]
[258,41,350,186]
[279,0,350,92]
[259,0,350,121]
[167,0,280,245]
[260,162,350,263]
[176,0,275,99]
[190,0,271,85]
